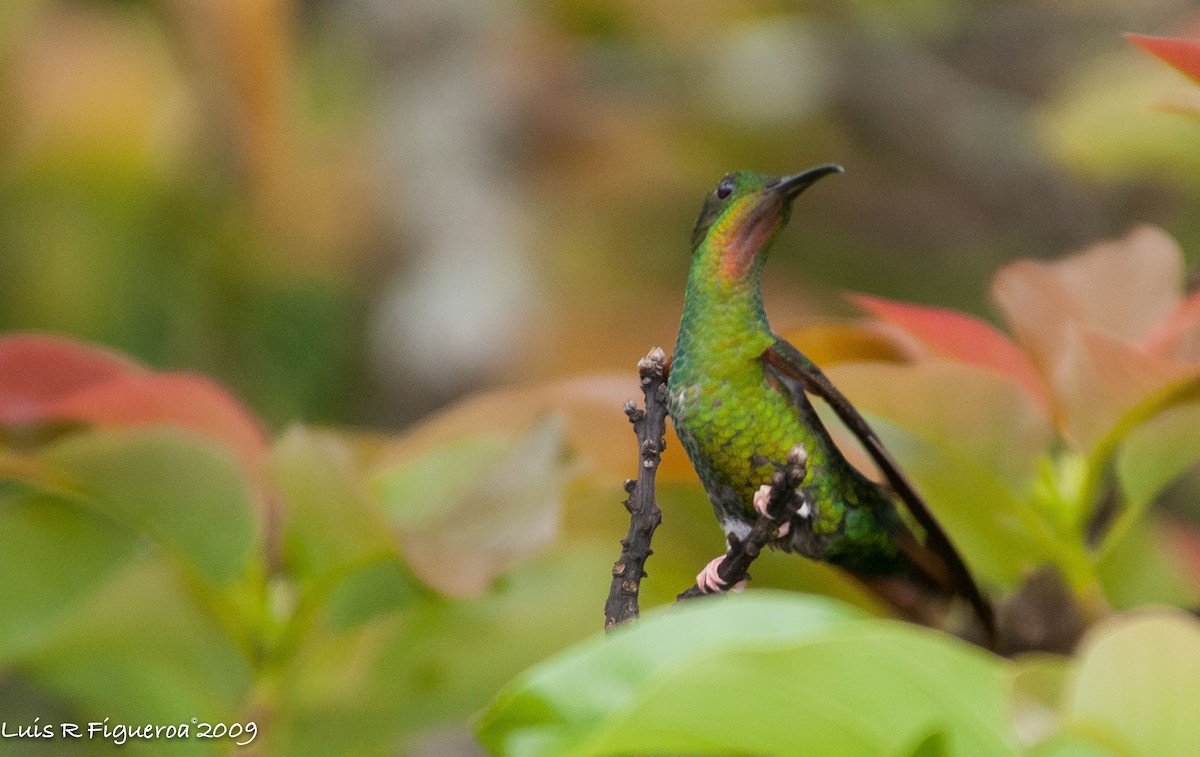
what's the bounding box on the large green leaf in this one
[0,485,135,660]
[477,592,1013,757]
[39,427,257,585]
[1063,611,1200,756]
[13,557,254,755]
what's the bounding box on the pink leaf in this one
[1143,288,1200,361]
[386,416,567,596]
[1053,328,1190,451]
[848,293,1050,411]
[778,322,926,367]
[1128,33,1200,85]
[994,226,1183,351]
[0,333,143,424]
[991,226,1185,407]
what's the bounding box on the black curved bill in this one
[776,163,844,200]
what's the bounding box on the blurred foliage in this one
[5,1,1200,756]
[3,0,1200,426]
[8,219,1200,752]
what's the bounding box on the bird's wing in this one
[762,338,995,641]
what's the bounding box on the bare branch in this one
[604,348,669,631]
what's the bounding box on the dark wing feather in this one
[762,339,996,643]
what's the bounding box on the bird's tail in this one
[889,525,997,649]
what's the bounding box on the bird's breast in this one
[668,364,808,504]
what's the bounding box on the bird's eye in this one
[716,179,734,199]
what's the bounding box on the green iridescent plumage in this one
[665,167,997,651]
[666,167,908,576]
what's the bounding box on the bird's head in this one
[690,164,843,281]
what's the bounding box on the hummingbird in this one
[664,165,994,640]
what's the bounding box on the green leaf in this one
[1095,516,1198,609]
[272,426,400,583]
[1010,653,1071,749]
[477,593,1013,757]
[1116,401,1200,518]
[1084,375,1200,557]
[1064,611,1200,757]
[39,427,257,585]
[1026,732,1124,757]
[15,556,253,735]
[0,484,135,660]
[899,730,951,757]
[324,556,424,632]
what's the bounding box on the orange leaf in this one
[1128,33,1200,85]
[778,322,921,367]
[0,333,142,424]
[848,293,1050,411]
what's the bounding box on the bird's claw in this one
[752,483,790,537]
[696,555,747,593]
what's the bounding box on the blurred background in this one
[2,0,1200,430]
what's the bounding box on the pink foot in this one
[752,484,789,537]
[696,555,748,593]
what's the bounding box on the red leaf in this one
[0,333,143,424]
[848,293,1050,412]
[0,333,268,475]
[1128,33,1200,85]
[45,373,269,472]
